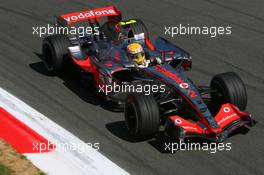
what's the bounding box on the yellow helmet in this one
[127,43,145,65]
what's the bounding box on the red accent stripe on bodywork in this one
[145,38,155,51]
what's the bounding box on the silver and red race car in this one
[42,6,255,142]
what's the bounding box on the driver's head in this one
[127,43,145,65]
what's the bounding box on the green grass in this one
[0,163,11,175]
[19,154,26,159]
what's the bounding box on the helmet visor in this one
[130,52,145,64]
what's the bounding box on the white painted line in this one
[0,87,129,175]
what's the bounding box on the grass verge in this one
[0,139,46,175]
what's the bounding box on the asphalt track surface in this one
[0,0,264,174]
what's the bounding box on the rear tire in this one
[124,93,160,140]
[129,19,149,38]
[42,35,71,75]
[210,72,247,110]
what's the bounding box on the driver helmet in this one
[127,43,146,65]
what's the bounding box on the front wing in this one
[165,103,254,142]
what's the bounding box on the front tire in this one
[210,72,247,110]
[124,93,160,140]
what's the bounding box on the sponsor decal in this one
[179,83,189,89]
[155,65,198,98]
[104,63,113,67]
[174,118,182,124]
[61,7,119,24]
[114,51,121,60]
[155,65,184,84]
[183,126,198,131]
[223,107,231,113]
[218,113,237,125]
[187,89,197,98]
[119,20,137,26]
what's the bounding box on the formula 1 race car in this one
[42,6,254,142]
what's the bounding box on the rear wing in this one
[56,6,121,26]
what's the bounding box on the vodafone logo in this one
[218,113,237,125]
[223,107,231,113]
[179,83,189,89]
[175,118,182,124]
[183,126,197,130]
[61,7,118,24]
